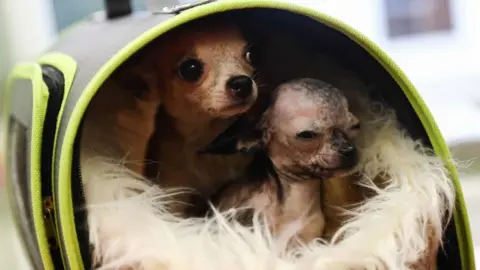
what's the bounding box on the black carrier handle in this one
[104,0,133,19]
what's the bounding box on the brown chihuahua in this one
[205,78,361,247]
[141,17,259,216]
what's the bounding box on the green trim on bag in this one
[38,52,78,270]
[7,63,54,269]
[347,39,473,270]
[278,7,474,270]
[56,1,473,268]
[270,4,474,269]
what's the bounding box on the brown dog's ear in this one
[116,48,159,102]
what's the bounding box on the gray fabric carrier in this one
[4,1,220,268]
[50,10,176,270]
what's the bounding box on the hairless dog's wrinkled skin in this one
[204,78,361,248]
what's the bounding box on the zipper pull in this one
[43,196,59,250]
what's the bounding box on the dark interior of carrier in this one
[74,8,462,269]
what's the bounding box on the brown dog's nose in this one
[227,75,253,100]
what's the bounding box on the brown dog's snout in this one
[226,75,254,100]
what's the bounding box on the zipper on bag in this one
[40,64,66,269]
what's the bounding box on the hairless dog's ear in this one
[198,115,252,155]
[236,110,270,154]
[199,126,265,155]
[199,110,269,155]
[236,129,264,154]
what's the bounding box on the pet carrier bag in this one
[2,0,474,269]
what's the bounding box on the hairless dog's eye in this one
[296,131,318,140]
[350,123,361,130]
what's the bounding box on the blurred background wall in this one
[1,0,479,268]
[0,0,57,268]
[298,0,480,145]
[0,0,57,85]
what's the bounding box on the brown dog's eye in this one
[178,58,204,82]
[244,45,260,66]
[296,131,318,140]
[245,51,253,64]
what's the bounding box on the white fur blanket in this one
[81,93,454,270]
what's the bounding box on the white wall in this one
[0,0,57,63]
[294,0,480,86]
[0,0,57,268]
[0,0,57,84]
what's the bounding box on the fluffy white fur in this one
[80,84,455,269]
